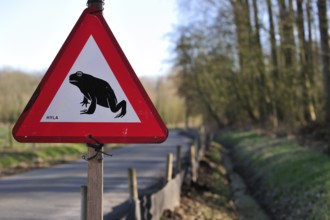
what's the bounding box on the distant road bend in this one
[0,130,192,220]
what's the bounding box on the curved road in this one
[0,130,192,220]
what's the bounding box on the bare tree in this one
[296,0,317,122]
[317,0,330,122]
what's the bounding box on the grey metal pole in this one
[87,0,104,11]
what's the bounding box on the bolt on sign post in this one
[12,1,168,219]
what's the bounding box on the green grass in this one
[0,144,86,174]
[0,124,121,176]
[207,142,232,207]
[0,124,10,148]
[0,124,90,174]
[219,131,330,220]
[0,124,36,149]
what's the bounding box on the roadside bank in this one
[162,139,269,220]
[219,131,330,220]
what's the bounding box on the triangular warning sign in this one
[13,8,168,143]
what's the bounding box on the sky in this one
[0,0,179,77]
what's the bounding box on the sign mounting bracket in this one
[82,135,112,161]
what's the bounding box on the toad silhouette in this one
[69,71,126,118]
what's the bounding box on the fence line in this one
[100,130,206,220]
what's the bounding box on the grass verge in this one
[219,131,330,220]
[0,144,86,176]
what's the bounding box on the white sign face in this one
[41,35,141,123]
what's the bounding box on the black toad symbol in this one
[69,71,127,118]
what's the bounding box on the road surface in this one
[0,130,192,220]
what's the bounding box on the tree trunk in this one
[279,0,296,68]
[306,0,314,74]
[296,0,316,122]
[266,0,279,127]
[317,0,330,122]
[231,0,260,123]
[278,0,298,124]
[306,0,318,121]
[252,0,268,125]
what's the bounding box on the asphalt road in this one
[0,130,192,220]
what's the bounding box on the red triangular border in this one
[13,8,168,143]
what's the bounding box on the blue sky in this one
[0,0,178,77]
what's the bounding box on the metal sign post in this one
[87,0,104,11]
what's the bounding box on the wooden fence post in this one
[128,168,141,220]
[176,145,181,173]
[190,145,197,182]
[190,145,196,164]
[81,185,87,220]
[206,133,210,149]
[166,153,173,182]
[128,168,138,200]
